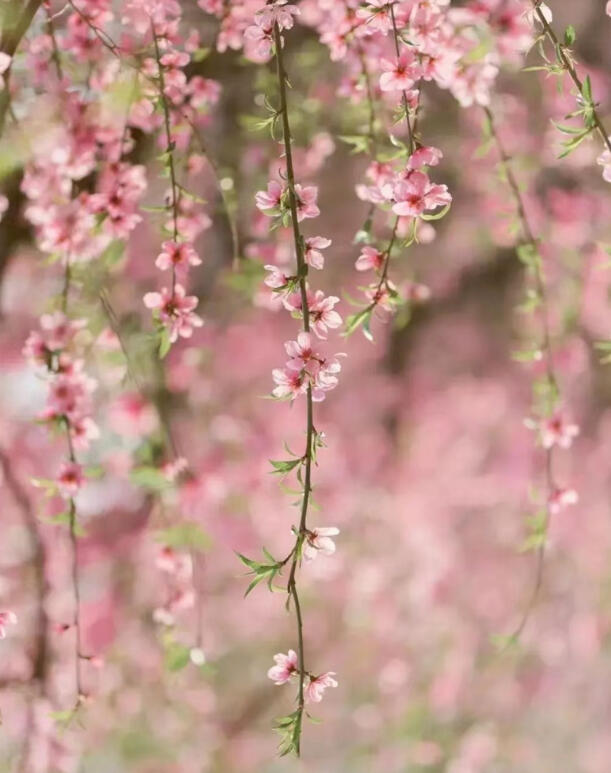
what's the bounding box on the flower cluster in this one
[267,650,338,703]
[24,312,99,474]
[153,547,195,627]
[272,332,341,403]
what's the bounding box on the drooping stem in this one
[65,418,84,702]
[389,2,415,154]
[532,2,611,154]
[273,21,314,752]
[152,23,180,294]
[484,105,558,638]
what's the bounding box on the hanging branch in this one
[530,2,611,160]
[483,105,577,643]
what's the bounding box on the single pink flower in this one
[387,170,451,217]
[304,526,339,561]
[143,284,203,343]
[407,146,443,169]
[156,546,193,580]
[285,332,318,374]
[272,367,307,400]
[309,291,342,339]
[305,671,338,702]
[155,240,201,273]
[57,461,84,499]
[356,246,385,272]
[540,414,579,450]
[256,1,300,32]
[304,236,331,269]
[356,0,393,34]
[267,649,299,685]
[255,180,284,213]
[379,50,420,92]
[294,184,320,221]
[365,283,395,313]
[0,610,17,639]
[548,487,578,515]
[264,264,292,289]
[597,145,611,183]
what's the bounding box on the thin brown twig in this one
[273,21,315,755]
[484,105,558,640]
[532,2,611,154]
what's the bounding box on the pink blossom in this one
[356,0,393,34]
[70,417,100,451]
[0,610,17,639]
[39,311,86,351]
[294,184,320,221]
[47,368,96,420]
[309,291,342,338]
[255,180,284,213]
[243,24,275,59]
[305,671,338,702]
[304,526,339,561]
[539,414,579,450]
[365,283,395,313]
[267,649,298,685]
[143,284,203,343]
[407,146,443,170]
[264,264,292,290]
[285,332,318,374]
[156,547,193,581]
[304,236,331,269]
[57,461,84,499]
[597,146,611,183]
[0,194,8,221]
[283,290,342,338]
[272,367,307,400]
[155,240,202,273]
[380,50,420,92]
[387,170,451,218]
[253,0,300,35]
[548,487,578,515]
[356,246,385,272]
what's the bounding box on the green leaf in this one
[156,522,210,551]
[129,466,171,491]
[512,348,543,363]
[192,47,211,62]
[516,243,541,268]
[30,477,58,495]
[158,328,172,359]
[519,532,546,553]
[420,203,451,221]
[269,458,302,474]
[343,308,373,338]
[337,134,370,155]
[164,643,191,672]
[490,633,520,652]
